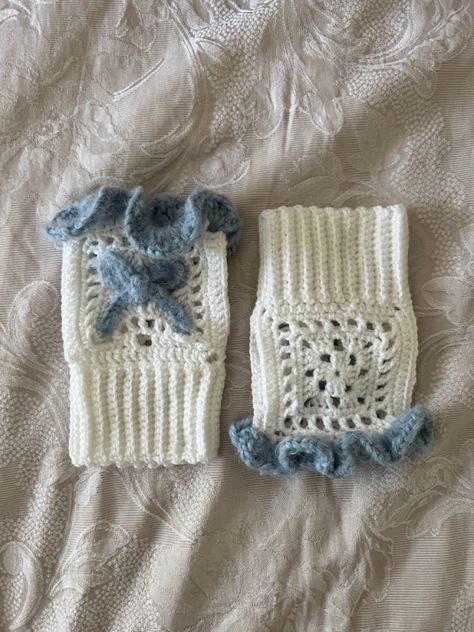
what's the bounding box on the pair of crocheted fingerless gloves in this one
[45,189,432,476]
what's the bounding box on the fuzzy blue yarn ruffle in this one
[229,404,433,478]
[44,186,240,256]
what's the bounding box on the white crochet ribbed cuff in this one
[68,354,224,466]
[257,204,410,306]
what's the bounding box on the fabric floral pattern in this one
[0,1,473,630]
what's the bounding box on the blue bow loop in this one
[124,188,202,258]
[191,189,241,255]
[43,187,132,242]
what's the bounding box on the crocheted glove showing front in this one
[46,187,239,467]
[230,205,433,477]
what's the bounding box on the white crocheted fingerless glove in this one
[47,188,239,467]
[230,205,432,477]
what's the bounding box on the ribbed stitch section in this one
[258,205,410,306]
[68,359,223,466]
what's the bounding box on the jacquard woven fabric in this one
[230,205,432,476]
[0,2,473,631]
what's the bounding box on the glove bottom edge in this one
[229,404,433,478]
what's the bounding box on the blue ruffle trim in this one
[44,187,240,336]
[229,404,433,478]
[44,186,240,256]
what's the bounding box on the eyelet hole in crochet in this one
[321,353,331,362]
[280,339,290,346]
[305,369,314,377]
[137,334,152,346]
[316,417,324,431]
[331,419,340,430]
[331,397,340,408]
[278,322,289,331]
[376,409,387,419]
[319,380,327,391]
[346,418,355,429]
[361,416,371,425]
[349,354,356,365]
[333,339,344,350]
[300,418,308,428]
[284,417,292,428]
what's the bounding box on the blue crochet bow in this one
[96,249,191,336]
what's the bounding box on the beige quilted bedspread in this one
[0,2,473,630]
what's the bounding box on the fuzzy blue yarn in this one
[228,404,433,478]
[192,189,241,256]
[124,187,202,258]
[43,187,131,242]
[44,187,240,336]
[44,187,240,256]
[96,249,191,336]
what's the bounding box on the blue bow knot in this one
[96,250,192,337]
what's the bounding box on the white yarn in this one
[62,228,230,467]
[251,205,418,439]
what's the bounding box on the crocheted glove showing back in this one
[46,187,239,467]
[230,205,433,478]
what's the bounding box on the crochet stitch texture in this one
[47,187,239,467]
[230,205,433,477]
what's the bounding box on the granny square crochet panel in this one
[45,187,240,467]
[229,205,433,477]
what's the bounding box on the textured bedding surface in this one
[0,2,473,631]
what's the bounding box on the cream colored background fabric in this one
[0,2,473,630]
